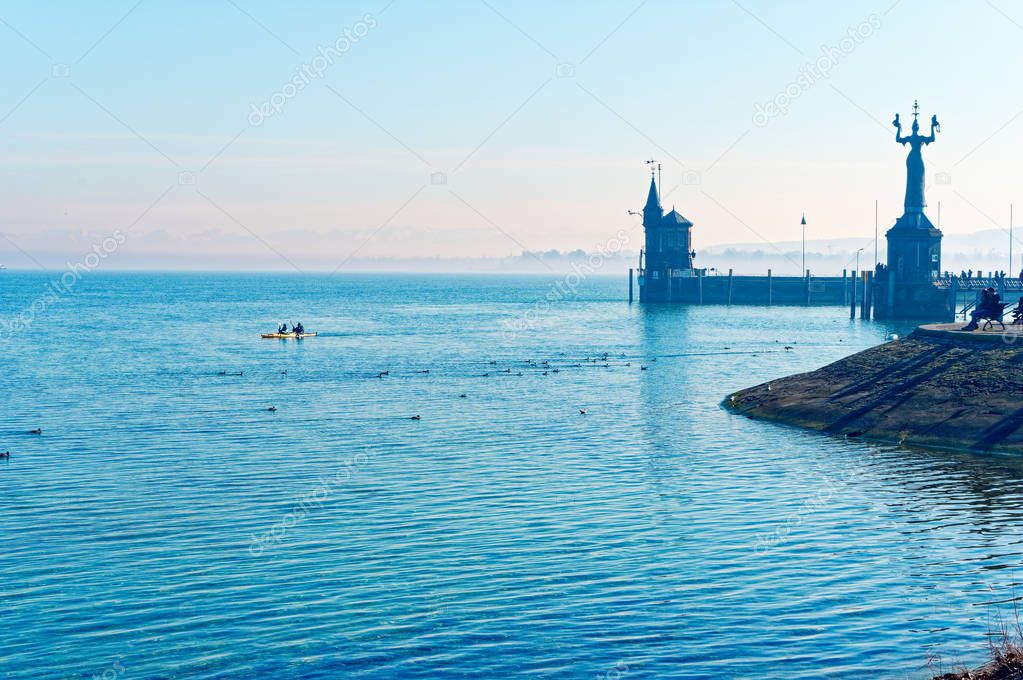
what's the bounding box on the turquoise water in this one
[1,272,1020,679]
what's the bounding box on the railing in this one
[934,276,1023,290]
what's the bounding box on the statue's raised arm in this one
[893,113,907,143]
[924,114,940,143]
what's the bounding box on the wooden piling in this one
[767,269,773,305]
[727,268,733,305]
[886,267,895,316]
[864,271,873,319]
[805,269,811,305]
[860,271,870,318]
[850,270,858,318]
[628,268,634,303]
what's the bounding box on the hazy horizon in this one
[2,225,1020,275]
[3,1,1023,271]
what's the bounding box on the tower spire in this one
[644,174,660,211]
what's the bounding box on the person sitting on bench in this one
[962,287,1001,331]
[1011,298,1023,326]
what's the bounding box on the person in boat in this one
[278,322,288,334]
[294,322,304,335]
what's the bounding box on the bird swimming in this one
[267,406,277,412]
[579,408,588,415]
[28,428,42,435]
[410,414,422,420]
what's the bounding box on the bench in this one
[980,302,1010,330]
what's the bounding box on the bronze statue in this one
[893,100,939,213]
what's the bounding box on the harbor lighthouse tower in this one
[639,171,695,302]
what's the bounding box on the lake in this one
[0,271,1017,679]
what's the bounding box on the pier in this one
[632,268,874,309]
[631,101,1011,323]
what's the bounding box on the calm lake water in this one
[1,272,1021,679]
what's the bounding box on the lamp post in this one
[801,213,807,276]
[856,247,864,273]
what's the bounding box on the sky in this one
[2,0,1023,272]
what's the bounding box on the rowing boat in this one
[261,332,318,339]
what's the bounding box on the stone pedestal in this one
[877,210,946,319]
[887,211,941,283]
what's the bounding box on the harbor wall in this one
[638,270,862,306]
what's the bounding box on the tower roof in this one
[662,207,692,227]
[644,175,660,211]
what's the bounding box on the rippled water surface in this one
[3,272,1022,679]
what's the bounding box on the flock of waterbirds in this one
[190,345,804,422]
[3,342,799,458]
[353,344,792,420]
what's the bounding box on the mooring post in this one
[861,271,870,318]
[767,268,772,305]
[727,268,733,305]
[628,268,634,303]
[850,269,858,318]
[865,271,874,319]
[887,267,895,316]
[698,270,703,304]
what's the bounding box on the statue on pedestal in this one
[893,100,939,214]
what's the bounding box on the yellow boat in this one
[261,332,317,339]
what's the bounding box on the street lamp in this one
[800,213,807,276]
[855,247,864,273]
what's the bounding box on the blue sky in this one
[2,0,1023,271]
